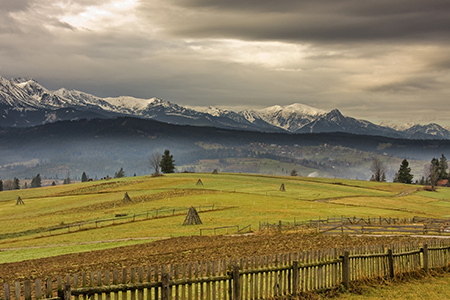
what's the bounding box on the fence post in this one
[292,261,299,295]
[232,265,240,300]
[388,249,394,279]
[161,273,170,300]
[24,280,31,300]
[423,244,429,272]
[58,284,71,300]
[4,283,10,300]
[342,252,350,290]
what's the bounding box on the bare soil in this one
[0,233,424,283]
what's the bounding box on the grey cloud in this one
[367,77,445,93]
[0,0,31,12]
[1,0,450,127]
[149,0,450,44]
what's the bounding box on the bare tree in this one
[370,157,386,182]
[428,161,440,191]
[148,152,161,175]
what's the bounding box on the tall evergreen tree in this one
[428,158,440,189]
[438,154,449,180]
[13,177,20,190]
[114,168,125,178]
[0,179,3,191]
[160,149,175,173]
[81,172,88,182]
[31,174,42,188]
[394,159,413,184]
[63,172,71,185]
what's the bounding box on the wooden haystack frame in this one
[183,206,202,225]
[196,179,203,185]
[122,192,132,203]
[212,169,218,174]
[16,196,25,205]
[279,183,286,192]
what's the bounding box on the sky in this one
[1,0,450,125]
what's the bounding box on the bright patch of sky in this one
[59,0,139,31]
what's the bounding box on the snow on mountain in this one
[401,123,450,139]
[197,106,229,117]
[104,96,156,111]
[242,103,328,132]
[1,75,450,139]
[261,103,327,116]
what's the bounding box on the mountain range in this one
[1,76,450,139]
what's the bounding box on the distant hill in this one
[0,116,449,180]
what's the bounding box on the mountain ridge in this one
[1,75,449,139]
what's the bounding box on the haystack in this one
[212,169,218,174]
[16,196,25,205]
[122,192,132,202]
[183,206,202,225]
[279,183,286,192]
[196,179,203,185]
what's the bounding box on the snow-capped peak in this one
[104,96,156,110]
[196,106,229,117]
[256,103,327,117]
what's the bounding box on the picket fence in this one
[4,239,450,300]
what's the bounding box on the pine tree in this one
[394,159,413,184]
[0,179,3,191]
[160,150,175,173]
[81,172,88,182]
[13,177,20,190]
[419,176,426,185]
[428,158,440,189]
[64,172,71,185]
[438,154,449,180]
[114,168,125,178]
[31,174,42,188]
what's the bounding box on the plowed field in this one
[0,233,424,283]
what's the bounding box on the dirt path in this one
[0,233,426,283]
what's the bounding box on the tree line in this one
[370,154,449,189]
[0,150,176,191]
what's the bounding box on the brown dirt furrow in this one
[0,233,426,283]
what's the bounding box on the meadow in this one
[1,172,449,264]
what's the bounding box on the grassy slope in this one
[335,274,450,299]
[0,173,448,263]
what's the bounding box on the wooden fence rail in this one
[319,223,450,235]
[4,240,450,300]
[46,205,221,236]
[260,215,450,235]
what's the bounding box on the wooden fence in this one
[319,223,450,235]
[45,205,221,236]
[260,216,450,234]
[199,225,252,236]
[4,239,450,300]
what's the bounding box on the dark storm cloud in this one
[154,0,450,44]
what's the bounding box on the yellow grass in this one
[0,173,447,263]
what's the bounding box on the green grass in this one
[0,173,446,263]
[334,273,450,299]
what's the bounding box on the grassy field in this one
[0,172,449,263]
[334,273,450,299]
